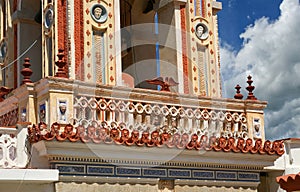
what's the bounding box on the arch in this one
[16,0,42,85]
[120,0,157,89]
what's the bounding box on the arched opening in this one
[17,0,42,84]
[120,0,157,90]
[119,0,181,92]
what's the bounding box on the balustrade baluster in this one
[128,113,134,129]
[136,114,142,124]
[145,115,151,125]
[118,111,124,123]
[210,120,216,136]
[100,110,105,122]
[72,96,250,139]
[111,111,116,122]
[92,109,96,121]
[234,122,239,133]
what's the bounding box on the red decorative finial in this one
[55,48,67,78]
[21,57,33,84]
[234,84,243,99]
[246,75,257,100]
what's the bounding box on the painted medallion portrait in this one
[195,23,209,40]
[44,7,54,29]
[90,4,108,23]
[0,40,7,63]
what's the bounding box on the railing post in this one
[16,123,30,168]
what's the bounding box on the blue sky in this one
[217,0,300,140]
[218,0,282,50]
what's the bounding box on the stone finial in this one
[246,75,257,100]
[55,48,67,78]
[21,57,33,84]
[234,84,243,99]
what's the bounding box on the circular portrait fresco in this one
[195,23,209,40]
[0,40,7,63]
[44,7,54,29]
[90,4,108,23]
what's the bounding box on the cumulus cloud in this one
[220,0,300,140]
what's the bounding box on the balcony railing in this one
[73,96,249,139]
[0,124,29,169]
[0,108,18,127]
[0,77,267,145]
[0,128,17,168]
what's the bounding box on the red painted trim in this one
[202,0,206,18]
[57,0,69,77]
[74,0,84,80]
[13,0,18,11]
[180,5,189,94]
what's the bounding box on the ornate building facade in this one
[0,0,289,191]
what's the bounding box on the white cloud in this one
[266,98,300,140]
[228,0,236,8]
[220,0,300,140]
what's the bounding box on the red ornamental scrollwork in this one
[28,122,285,156]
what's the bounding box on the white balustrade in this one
[73,96,248,139]
[0,129,17,168]
[0,125,30,169]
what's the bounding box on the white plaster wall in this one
[272,141,300,174]
[55,182,158,192]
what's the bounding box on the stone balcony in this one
[0,76,268,142]
[0,76,286,174]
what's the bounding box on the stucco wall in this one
[55,182,158,192]
[0,183,55,192]
[175,185,257,192]
[55,182,258,192]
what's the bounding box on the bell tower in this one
[187,0,222,97]
[0,0,222,97]
[38,0,222,96]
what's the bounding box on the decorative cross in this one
[146,77,179,92]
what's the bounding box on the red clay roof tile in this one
[276,172,300,192]
[28,122,285,156]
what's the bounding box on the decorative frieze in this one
[51,162,261,183]
[192,170,214,179]
[87,165,114,176]
[143,168,167,177]
[55,164,86,174]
